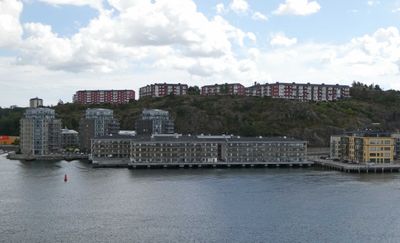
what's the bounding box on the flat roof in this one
[201,83,244,88]
[76,90,135,92]
[246,82,350,88]
[94,134,306,143]
[140,83,188,87]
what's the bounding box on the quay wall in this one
[7,153,88,161]
[92,158,313,168]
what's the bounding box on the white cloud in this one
[38,0,103,10]
[247,32,257,43]
[216,3,226,14]
[0,0,23,48]
[273,0,321,16]
[392,8,400,13]
[270,33,298,47]
[252,12,268,21]
[218,0,267,22]
[2,1,400,106]
[107,0,146,11]
[229,0,249,14]
[16,0,257,76]
[367,0,380,6]
[261,27,400,86]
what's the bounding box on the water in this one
[1,154,400,242]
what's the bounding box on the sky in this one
[1,0,400,107]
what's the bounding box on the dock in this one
[128,162,314,169]
[92,158,314,169]
[310,157,400,173]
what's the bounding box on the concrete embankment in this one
[7,153,89,161]
[92,158,314,169]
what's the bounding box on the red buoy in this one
[64,174,68,182]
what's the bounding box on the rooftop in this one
[94,134,306,143]
[247,82,350,88]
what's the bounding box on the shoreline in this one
[5,153,400,174]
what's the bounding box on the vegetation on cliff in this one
[1,82,400,147]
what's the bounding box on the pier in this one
[310,157,400,173]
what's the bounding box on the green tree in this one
[188,86,200,95]
[220,83,229,94]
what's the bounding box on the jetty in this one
[310,156,400,173]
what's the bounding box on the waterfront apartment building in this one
[139,83,188,98]
[73,90,135,105]
[201,83,245,96]
[79,108,120,152]
[29,97,43,108]
[330,135,342,160]
[61,128,79,149]
[20,108,62,155]
[135,109,174,135]
[391,133,400,160]
[331,132,395,164]
[246,82,350,101]
[91,134,307,167]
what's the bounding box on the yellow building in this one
[341,133,395,164]
[363,137,394,163]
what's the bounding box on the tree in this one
[220,83,229,94]
[188,86,200,95]
[374,84,382,91]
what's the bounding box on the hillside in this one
[2,83,400,147]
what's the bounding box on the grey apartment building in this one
[139,83,188,98]
[61,128,79,149]
[135,109,174,135]
[201,83,246,96]
[29,97,43,108]
[91,134,307,167]
[20,108,62,155]
[79,108,119,152]
[246,82,350,101]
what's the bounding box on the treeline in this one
[2,82,400,147]
[0,107,25,136]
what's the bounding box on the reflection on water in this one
[1,154,400,242]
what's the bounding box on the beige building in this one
[331,132,395,164]
[20,108,61,156]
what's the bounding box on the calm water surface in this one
[1,154,400,242]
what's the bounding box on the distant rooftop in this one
[343,130,392,137]
[248,82,350,88]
